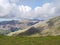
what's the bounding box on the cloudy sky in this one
[0,0,60,21]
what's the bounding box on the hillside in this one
[0,19,39,35]
[7,16,60,36]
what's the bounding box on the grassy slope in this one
[0,36,60,45]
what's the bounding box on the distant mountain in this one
[7,16,60,36]
[0,19,41,35]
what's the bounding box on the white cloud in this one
[34,3,56,18]
[53,0,60,16]
[19,5,32,12]
[18,5,32,18]
[0,0,60,20]
[17,3,56,19]
[0,0,10,16]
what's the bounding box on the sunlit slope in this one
[7,16,60,36]
[7,27,32,36]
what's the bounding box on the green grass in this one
[0,36,60,45]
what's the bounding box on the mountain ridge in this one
[7,16,60,36]
[32,16,60,36]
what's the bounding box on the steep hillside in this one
[7,16,60,36]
